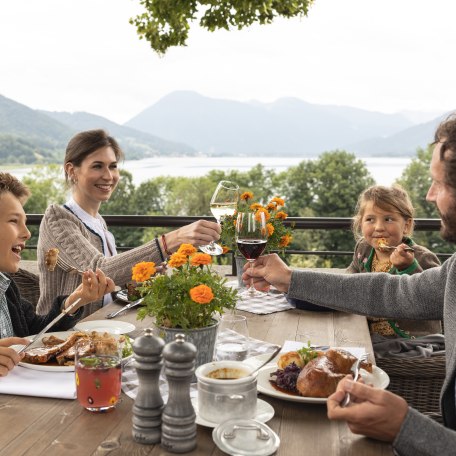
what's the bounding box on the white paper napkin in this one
[282,340,365,358]
[0,366,76,399]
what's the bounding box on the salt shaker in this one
[161,333,197,453]
[132,328,165,444]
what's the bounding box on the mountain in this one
[41,111,196,159]
[125,91,428,157]
[0,94,196,165]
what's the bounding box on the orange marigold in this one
[250,203,263,211]
[255,207,271,221]
[279,234,292,247]
[240,191,254,201]
[177,243,197,256]
[132,261,156,282]
[266,223,275,236]
[275,211,288,220]
[270,197,285,207]
[190,253,213,266]
[189,284,214,304]
[266,202,277,211]
[167,252,188,268]
[222,245,231,254]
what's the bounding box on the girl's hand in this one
[64,268,115,312]
[390,244,414,270]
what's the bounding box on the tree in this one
[131,0,315,54]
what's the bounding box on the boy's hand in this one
[0,337,30,376]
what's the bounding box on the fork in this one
[56,255,85,275]
[341,353,369,407]
[378,244,414,253]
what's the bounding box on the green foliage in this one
[131,0,315,54]
[136,250,238,329]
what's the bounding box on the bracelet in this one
[161,234,173,257]
[155,237,165,262]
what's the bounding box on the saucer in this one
[191,397,274,428]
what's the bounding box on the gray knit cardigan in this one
[36,204,164,318]
[288,254,456,455]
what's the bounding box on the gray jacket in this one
[288,253,456,456]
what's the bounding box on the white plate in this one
[14,330,133,372]
[191,397,274,428]
[257,364,389,404]
[74,320,135,334]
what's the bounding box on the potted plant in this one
[132,244,238,369]
[219,192,294,282]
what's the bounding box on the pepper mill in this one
[161,333,197,453]
[132,328,165,444]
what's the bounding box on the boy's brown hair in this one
[0,172,30,204]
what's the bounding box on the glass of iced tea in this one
[75,335,122,412]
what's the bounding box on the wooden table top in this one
[0,296,393,455]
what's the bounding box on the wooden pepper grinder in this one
[132,328,165,444]
[161,333,197,453]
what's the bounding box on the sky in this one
[1,0,455,125]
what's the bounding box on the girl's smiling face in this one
[361,201,412,250]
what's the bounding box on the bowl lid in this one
[212,418,279,456]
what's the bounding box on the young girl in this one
[347,184,441,337]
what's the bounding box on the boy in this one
[0,172,115,376]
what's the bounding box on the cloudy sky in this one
[1,0,455,124]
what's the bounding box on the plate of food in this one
[14,331,133,372]
[252,345,389,404]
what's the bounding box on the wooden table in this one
[0,300,393,455]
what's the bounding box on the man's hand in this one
[242,253,292,293]
[0,337,30,376]
[327,376,408,442]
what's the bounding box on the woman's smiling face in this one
[67,146,120,210]
[0,192,30,273]
[361,201,412,249]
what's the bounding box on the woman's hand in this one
[0,337,30,376]
[64,268,115,312]
[165,220,222,250]
[327,376,408,442]
[242,254,292,293]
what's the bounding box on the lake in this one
[5,156,412,187]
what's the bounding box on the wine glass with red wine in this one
[235,211,268,298]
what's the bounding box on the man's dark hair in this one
[435,113,456,189]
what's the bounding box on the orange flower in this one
[266,223,274,236]
[270,197,285,207]
[240,191,253,201]
[132,261,156,282]
[190,253,212,266]
[222,245,231,254]
[168,252,188,268]
[189,284,214,304]
[275,211,288,220]
[266,202,277,211]
[279,234,292,247]
[255,207,271,221]
[250,203,263,211]
[177,244,197,256]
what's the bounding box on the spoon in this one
[248,345,282,377]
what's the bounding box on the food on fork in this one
[45,248,60,271]
[271,347,372,398]
[377,238,389,252]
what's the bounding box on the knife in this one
[17,298,82,354]
[106,297,144,319]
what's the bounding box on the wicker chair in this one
[10,268,40,309]
[376,353,446,423]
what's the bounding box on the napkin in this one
[282,340,366,359]
[0,366,76,399]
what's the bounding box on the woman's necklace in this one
[371,253,392,272]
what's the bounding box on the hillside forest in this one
[21,147,449,268]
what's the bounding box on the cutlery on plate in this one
[17,298,82,354]
[248,345,282,376]
[341,353,369,407]
[106,298,144,319]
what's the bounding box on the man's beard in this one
[439,204,456,243]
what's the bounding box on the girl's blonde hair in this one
[352,184,415,240]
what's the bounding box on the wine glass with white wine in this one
[200,180,239,255]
